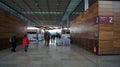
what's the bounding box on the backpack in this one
[9,37,12,43]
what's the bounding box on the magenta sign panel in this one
[96,16,113,24]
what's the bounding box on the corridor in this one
[0,40,120,67]
[0,0,120,67]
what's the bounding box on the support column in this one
[84,0,89,11]
[66,14,70,33]
[67,15,70,28]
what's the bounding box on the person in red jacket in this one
[22,34,29,52]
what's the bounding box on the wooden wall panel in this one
[99,31,113,40]
[99,1,113,16]
[113,18,120,54]
[113,40,120,47]
[71,1,120,55]
[0,9,27,50]
[99,41,113,54]
[99,24,113,31]
[113,1,120,53]
[71,1,99,53]
[98,1,120,54]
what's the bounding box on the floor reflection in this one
[0,39,120,67]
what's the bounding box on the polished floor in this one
[0,40,120,67]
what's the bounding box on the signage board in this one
[96,16,113,24]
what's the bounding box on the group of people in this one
[44,31,62,46]
[10,34,29,52]
[10,31,61,52]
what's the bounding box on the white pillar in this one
[84,0,89,11]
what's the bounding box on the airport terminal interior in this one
[0,0,120,67]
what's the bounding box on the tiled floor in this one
[0,40,120,67]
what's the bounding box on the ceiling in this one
[0,0,97,27]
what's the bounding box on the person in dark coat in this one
[11,35,17,52]
[51,35,55,43]
[44,31,50,46]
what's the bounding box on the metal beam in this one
[22,11,81,15]
[67,15,70,28]
[60,0,82,25]
[0,2,34,26]
[22,11,64,14]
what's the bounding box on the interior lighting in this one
[27,27,39,30]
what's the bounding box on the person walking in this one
[44,31,50,46]
[51,35,55,43]
[22,35,29,52]
[11,35,17,52]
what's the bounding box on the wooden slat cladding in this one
[99,31,113,40]
[71,1,120,55]
[99,24,113,31]
[0,9,27,50]
[99,1,113,16]
[98,1,120,55]
[98,40,113,54]
[113,1,120,54]
[71,1,99,54]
